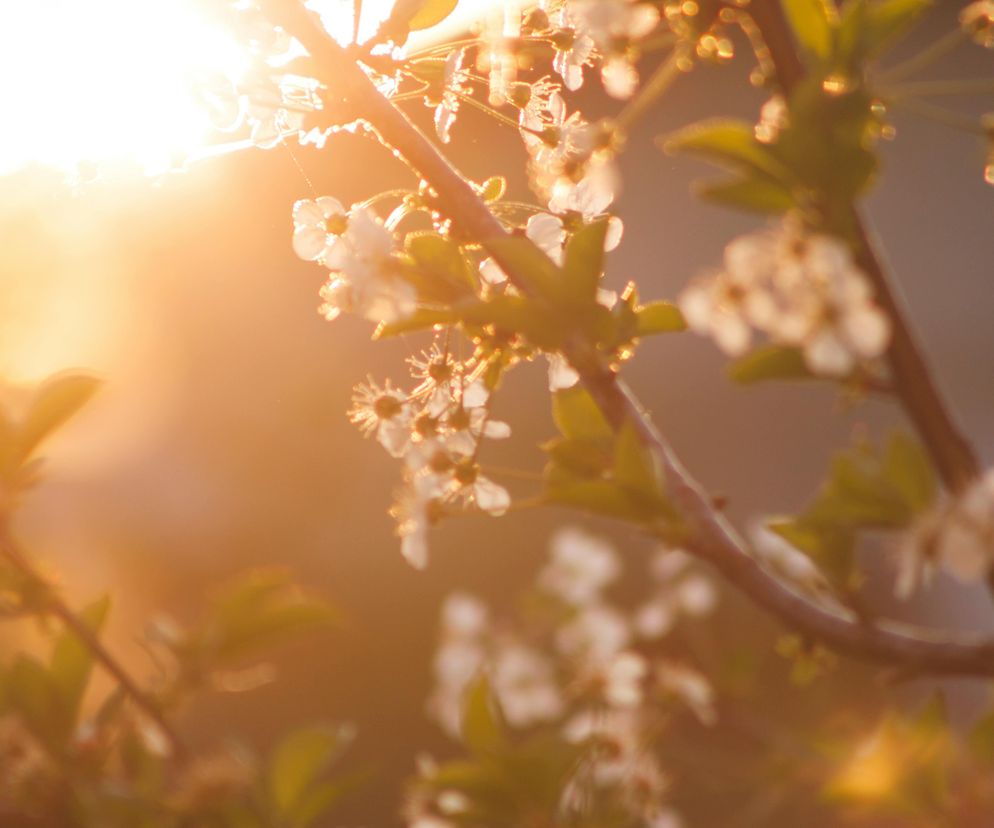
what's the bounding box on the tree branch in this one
[746,0,981,494]
[259,0,994,676]
[0,526,187,759]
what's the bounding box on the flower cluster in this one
[962,0,994,48]
[897,468,994,597]
[680,218,892,376]
[348,346,511,569]
[519,89,621,217]
[419,528,718,827]
[292,196,416,323]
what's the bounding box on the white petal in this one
[292,226,330,261]
[525,213,566,255]
[377,419,411,458]
[479,257,507,285]
[482,419,511,439]
[602,58,638,100]
[547,354,580,390]
[604,216,624,251]
[712,312,751,355]
[842,304,891,358]
[401,530,429,570]
[803,330,853,376]
[292,199,323,227]
[473,477,510,515]
[316,195,345,218]
[461,380,490,408]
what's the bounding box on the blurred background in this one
[0,1,992,824]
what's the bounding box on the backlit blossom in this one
[348,378,412,458]
[897,468,994,595]
[539,527,620,606]
[492,643,565,726]
[434,49,469,143]
[961,0,994,47]
[292,196,347,263]
[680,219,891,376]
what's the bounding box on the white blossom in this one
[680,219,891,375]
[492,643,565,727]
[540,527,620,606]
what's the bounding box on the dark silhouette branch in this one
[258,0,994,676]
[0,525,187,759]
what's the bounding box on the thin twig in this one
[0,525,187,759]
[258,0,994,676]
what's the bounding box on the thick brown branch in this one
[0,527,187,759]
[261,0,994,676]
[746,0,980,494]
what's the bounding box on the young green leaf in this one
[479,176,507,202]
[883,432,936,514]
[551,386,613,444]
[10,373,100,471]
[461,676,505,755]
[635,301,686,336]
[613,421,659,496]
[662,119,793,183]
[840,0,932,59]
[50,595,111,731]
[407,0,458,30]
[269,724,352,821]
[561,218,609,303]
[727,346,812,385]
[783,0,838,60]
[696,176,796,215]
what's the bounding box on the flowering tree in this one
[2,0,994,825]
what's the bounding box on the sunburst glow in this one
[0,0,400,176]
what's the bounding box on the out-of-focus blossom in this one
[680,219,891,376]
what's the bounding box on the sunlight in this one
[0,0,399,175]
[0,0,498,177]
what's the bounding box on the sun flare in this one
[0,0,402,176]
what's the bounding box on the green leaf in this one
[462,677,505,755]
[10,373,100,470]
[727,346,811,384]
[406,231,475,300]
[479,176,507,202]
[613,422,659,495]
[561,218,608,303]
[768,518,856,584]
[551,386,612,444]
[883,432,936,513]
[50,595,111,731]
[407,0,458,30]
[840,0,931,59]
[269,724,351,822]
[374,307,455,338]
[545,475,647,521]
[661,119,793,183]
[635,301,686,336]
[206,569,338,665]
[696,177,796,214]
[482,234,561,296]
[969,708,994,763]
[459,295,563,349]
[782,0,838,59]
[6,654,64,746]
[543,437,611,479]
